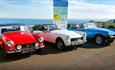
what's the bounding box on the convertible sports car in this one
[68,23,115,45]
[33,24,87,50]
[0,24,44,57]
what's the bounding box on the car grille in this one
[21,43,35,48]
[71,37,83,42]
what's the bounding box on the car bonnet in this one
[51,29,82,38]
[89,28,115,35]
[2,31,37,44]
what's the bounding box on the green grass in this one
[103,22,115,28]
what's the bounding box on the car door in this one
[78,25,94,39]
[43,31,56,43]
[81,28,93,39]
[42,25,56,43]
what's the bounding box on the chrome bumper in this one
[110,35,115,39]
[6,45,45,54]
[71,40,87,46]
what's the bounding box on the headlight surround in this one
[84,33,87,38]
[1,36,14,47]
[7,41,14,47]
[84,33,87,36]
[67,36,70,39]
[38,37,44,42]
[67,36,71,42]
[16,45,22,50]
[35,42,39,47]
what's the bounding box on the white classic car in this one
[33,24,87,50]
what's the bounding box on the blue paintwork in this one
[68,23,115,40]
[53,0,68,7]
[109,29,115,32]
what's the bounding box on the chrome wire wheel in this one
[95,36,104,45]
[56,39,65,50]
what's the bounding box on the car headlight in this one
[67,36,70,39]
[38,37,44,42]
[7,41,14,47]
[16,45,22,50]
[35,42,39,47]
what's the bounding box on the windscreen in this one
[43,24,58,30]
[83,23,97,28]
[1,25,30,33]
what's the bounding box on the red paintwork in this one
[0,31,44,52]
[35,32,56,43]
[3,31,37,44]
[32,33,44,46]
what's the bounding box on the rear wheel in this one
[56,38,65,50]
[94,35,104,45]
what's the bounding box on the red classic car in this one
[0,24,44,57]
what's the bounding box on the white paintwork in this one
[34,28,87,46]
[51,29,82,38]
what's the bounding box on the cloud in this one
[0,0,53,19]
[0,0,53,8]
[0,11,52,19]
[0,0,115,19]
[68,0,115,19]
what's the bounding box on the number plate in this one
[72,40,83,45]
[22,48,35,53]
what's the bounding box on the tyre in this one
[56,38,65,50]
[0,45,15,58]
[0,48,6,58]
[94,35,104,45]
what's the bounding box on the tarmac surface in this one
[0,41,115,70]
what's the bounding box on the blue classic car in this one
[68,23,115,45]
[109,29,115,32]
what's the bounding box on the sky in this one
[0,0,115,19]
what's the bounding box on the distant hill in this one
[103,19,115,28]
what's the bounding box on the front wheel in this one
[56,39,65,50]
[0,48,6,58]
[94,35,104,45]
